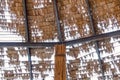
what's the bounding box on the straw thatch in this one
[0,0,120,80]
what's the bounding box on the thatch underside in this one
[0,0,120,80]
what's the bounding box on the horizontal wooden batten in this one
[0,30,120,47]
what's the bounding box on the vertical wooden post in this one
[54,44,66,80]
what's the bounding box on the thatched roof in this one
[0,0,120,79]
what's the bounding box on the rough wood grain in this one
[55,44,66,80]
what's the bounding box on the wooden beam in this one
[55,44,66,80]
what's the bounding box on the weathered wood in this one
[55,44,66,80]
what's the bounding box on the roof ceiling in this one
[0,0,120,80]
